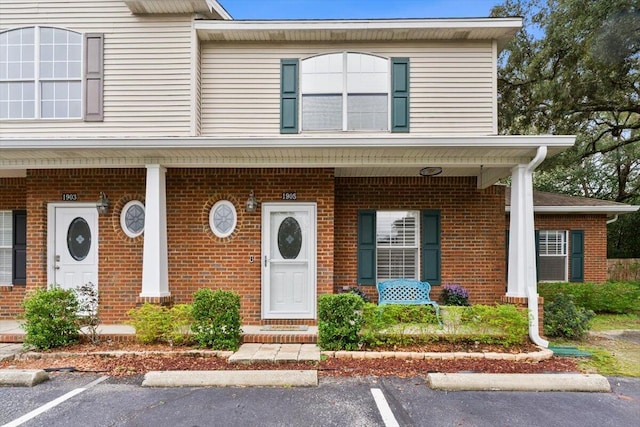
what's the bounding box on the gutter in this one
[526,146,549,348]
[606,215,619,225]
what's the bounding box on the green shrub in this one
[344,286,371,303]
[128,303,194,345]
[191,289,242,351]
[538,282,640,313]
[360,303,439,347]
[464,304,529,347]
[543,293,595,339]
[21,286,80,350]
[318,293,364,350]
[128,303,172,344]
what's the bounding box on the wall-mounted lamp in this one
[419,166,443,177]
[96,192,110,215]
[245,190,258,213]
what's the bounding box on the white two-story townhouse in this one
[6,0,625,346]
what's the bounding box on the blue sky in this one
[219,0,504,20]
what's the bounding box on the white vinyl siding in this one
[201,41,494,136]
[0,211,12,285]
[0,0,193,137]
[376,211,419,281]
[538,230,568,282]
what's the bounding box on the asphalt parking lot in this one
[2,374,639,427]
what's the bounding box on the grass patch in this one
[589,313,640,331]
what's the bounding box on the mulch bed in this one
[0,341,580,378]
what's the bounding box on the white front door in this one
[48,204,98,293]
[262,203,316,319]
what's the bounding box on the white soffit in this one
[0,135,575,170]
[195,18,522,50]
[124,0,232,20]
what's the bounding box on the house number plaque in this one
[281,192,297,200]
[62,193,78,201]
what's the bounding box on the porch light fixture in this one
[419,166,443,177]
[96,192,110,215]
[245,190,258,213]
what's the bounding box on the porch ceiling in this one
[0,135,575,187]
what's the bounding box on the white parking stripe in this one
[371,388,400,427]
[2,376,109,427]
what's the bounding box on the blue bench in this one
[376,279,442,326]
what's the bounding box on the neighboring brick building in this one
[1,1,637,337]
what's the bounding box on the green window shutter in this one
[391,58,409,133]
[280,59,299,134]
[12,210,26,285]
[570,230,584,282]
[357,210,376,285]
[422,210,441,285]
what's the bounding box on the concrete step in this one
[228,343,321,364]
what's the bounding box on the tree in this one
[492,0,640,257]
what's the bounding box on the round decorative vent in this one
[121,200,145,238]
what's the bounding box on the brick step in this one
[242,333,317,344]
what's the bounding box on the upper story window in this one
[280,55,408,134]
[1,27,81,119]
[0,27,103,121]
[301,53,389,131]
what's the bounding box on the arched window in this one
[0,26,82,119]
[300,52,389,131]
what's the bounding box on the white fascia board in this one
[194,17,522,31]
[207,0,233,20]
[0,135,575,150]
[506,205,640,215]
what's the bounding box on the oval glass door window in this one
[67,217,91,261]
[277,216,302,259]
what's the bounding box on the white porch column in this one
[507,146,548,347]
[141,164,170,297]
[506,164,535,297]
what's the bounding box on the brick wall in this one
[26,169,147,322]
[164,168,334,325]
[11,168,334,324]
[335,177,507,305]
[530,214,608,283]
[0,178,27,317]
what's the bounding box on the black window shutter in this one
[357,210,376,285]
[12,210,26,285]
[280,59,299,134]
[422,210,441,285]
[391,57,410,132]
[570,230,584,282]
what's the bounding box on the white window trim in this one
[300,51,390,132]
[120,200,145,238]
[0,211,13,285]
[375,210,420,281]
[538,230,568,282]
[209,200,237,238]
[0,26,84,120]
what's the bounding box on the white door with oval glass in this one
[262,203,316,319]
[48,204,98,293]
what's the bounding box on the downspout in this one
[526,146,548,348]
[606,215,619,225]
